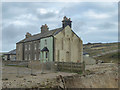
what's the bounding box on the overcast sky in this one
[2,2,118,52]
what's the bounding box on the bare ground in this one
[2,66,76,88]
[2,63,118,88]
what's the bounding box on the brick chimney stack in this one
[41,24,49,33]
[62,16,72,28]
[26,32,32,38]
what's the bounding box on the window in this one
[34,54,36,60]
[46,52,48,58]
[29,44,30,50]
[45,40,47,46]
[18,45,20,51]
[34,43,37,50]
[25,44,27,51]
[25,55,27,60]
[29,54,30,60]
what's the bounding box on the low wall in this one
[55,62,85,74]
[2,61,29,67]
[28,61,55,71]
[83,56,96,65]
[2,60,85,73]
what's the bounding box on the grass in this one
[83,42,119,63]
[83,42,118,57]
[94,52,119,63]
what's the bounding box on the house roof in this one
[17,27,63,43]
[4,49,16,55]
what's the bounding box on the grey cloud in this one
[36,12,57,20]
[97,22,117,30]
[2,2,118,51]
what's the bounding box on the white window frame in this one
[25,44,27,51]
[18,45,20,51]
[29,54,30,60]
[25,55,27,60]
[29,44,30,50]
[45,39,47,46]
[34,43,37,50]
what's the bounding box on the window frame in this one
[34,54,36,60]
[25,44,27,51]
[29,44,30,50]
[34,43,37,50]
[29,54,30,60]
[45,39,47,46]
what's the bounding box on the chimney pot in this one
[26,32,32,38]
[41,24,49,33]
[62,16,72,28]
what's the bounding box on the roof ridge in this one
[17,27,63,43]
[29,27,62,37]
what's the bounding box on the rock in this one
[37,82,40,84]
[27,80,32,83]
[2,78,8,81]
[31,74,37,76]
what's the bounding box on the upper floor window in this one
[45,39,47,46]
[34,43,37,50]
[29,44,30,50]
[18,45,20,51]
[25,44,27,51]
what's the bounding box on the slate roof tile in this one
[17,27,63,43]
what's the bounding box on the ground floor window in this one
[25,55,27,60]
[34,54,36,60]
[29,54,30,60]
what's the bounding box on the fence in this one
[55,62,85,74]
[3,60,29,67]
[2,60,85,76]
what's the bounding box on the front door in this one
[45,52,49,61]
[42,51,49,62]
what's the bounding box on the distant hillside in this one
[94,51,119,63]
[0,52,7,56]
[83,42,119,63]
